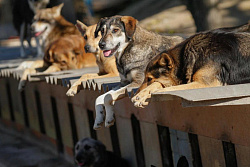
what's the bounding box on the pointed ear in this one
[76,20,87,35]
[95,17,108,38]
[158,53,173,69]
[120,16,138,39]
[52,3,64,18]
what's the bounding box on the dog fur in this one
[12,0,50,57]
[93,15,184,129]
[31,3,81,52]
[75,138,129,167]
[18,35,97,91]
[132,23,250,108]
[66,21,119,96]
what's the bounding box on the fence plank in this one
[198,135,226,167]
[0,79,11,120]
[170,129,193,167]
[38,83,56,139]
[116,116,137,167]
[140,121,162,167]
[235,144,250,167]
[96,127,113,152]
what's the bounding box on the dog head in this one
[75,138,106,167]
[94,15,138,57]
[76,21,102,54]
[28,0,50,13]
[31,3,64,39]
[44,35,84,70]
[137,51,179,92]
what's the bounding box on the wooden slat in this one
[24,82,40,131]
[116,116,137,167]
[96,127,113,152]
[140,121,162,167]
[0,79,11,120]
[9,79,25,125]
[37,83,56,139]
[170,129,193,167]
[235,144,250,167]
[198,135,226,167]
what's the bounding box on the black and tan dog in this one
[93,15,184,129]
[132,23,250,108]
[75,138,129,167]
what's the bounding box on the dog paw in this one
[93,121,104,130]
[105,113,115,127]
[66,87,77,96]
[18,80,26,91]
[133,93,151,108]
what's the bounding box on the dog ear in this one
[158,53,173,69]
[52,3,64,18]
[121,16,138,40]
[95,17,108,38]
[76,20,87,35]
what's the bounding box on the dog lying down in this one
[18,35,96,91]
[75,138,129,167]
[132,22,250,108]
[93,15,184,129]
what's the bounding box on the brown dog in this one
[18,35,96,91]
[132,23,250,108]
[66,21,119,96]
[32,3,81,52]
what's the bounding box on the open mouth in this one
[34,27,47,37]
[103,43,120,57]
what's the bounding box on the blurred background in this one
[0,0,249,40]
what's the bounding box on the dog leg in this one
[18,60,47,91]
[20,22,26,57]
[66,73,99,96]
[43,65,61,73]
[132,82,163,108]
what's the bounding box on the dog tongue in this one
[78,162,84,166]
[35,31,42,37]
[103,50,111,57]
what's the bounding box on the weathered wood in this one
[37,83,56,139]
[198,135,226,167]
[96,127,113,152]
[9,79,25,125]
[116,116,137,167]
[235,144,250,167]
[0,79,11,120]
[140,121,162,167]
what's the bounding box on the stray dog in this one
[132,23,250,108]
[31,3,80,53]
[66,21,119,96]
[93,15,184,129]
[12,0,50,57]
[75,138,129,167]
[18,35,96,91]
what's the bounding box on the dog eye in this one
[61,60,67,64]
[147,77,153,83]
[84,145,91,150]
[112,29,119,33]
[84,35,87,40]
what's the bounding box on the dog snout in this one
[99,41,106,50]
[84,45,90,53]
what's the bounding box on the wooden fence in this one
[1,58,250,167]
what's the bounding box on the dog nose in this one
[99,41,106,49]
[84,45,90,53]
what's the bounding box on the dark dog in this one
[75,138,129,167]
[132,23,250,108]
